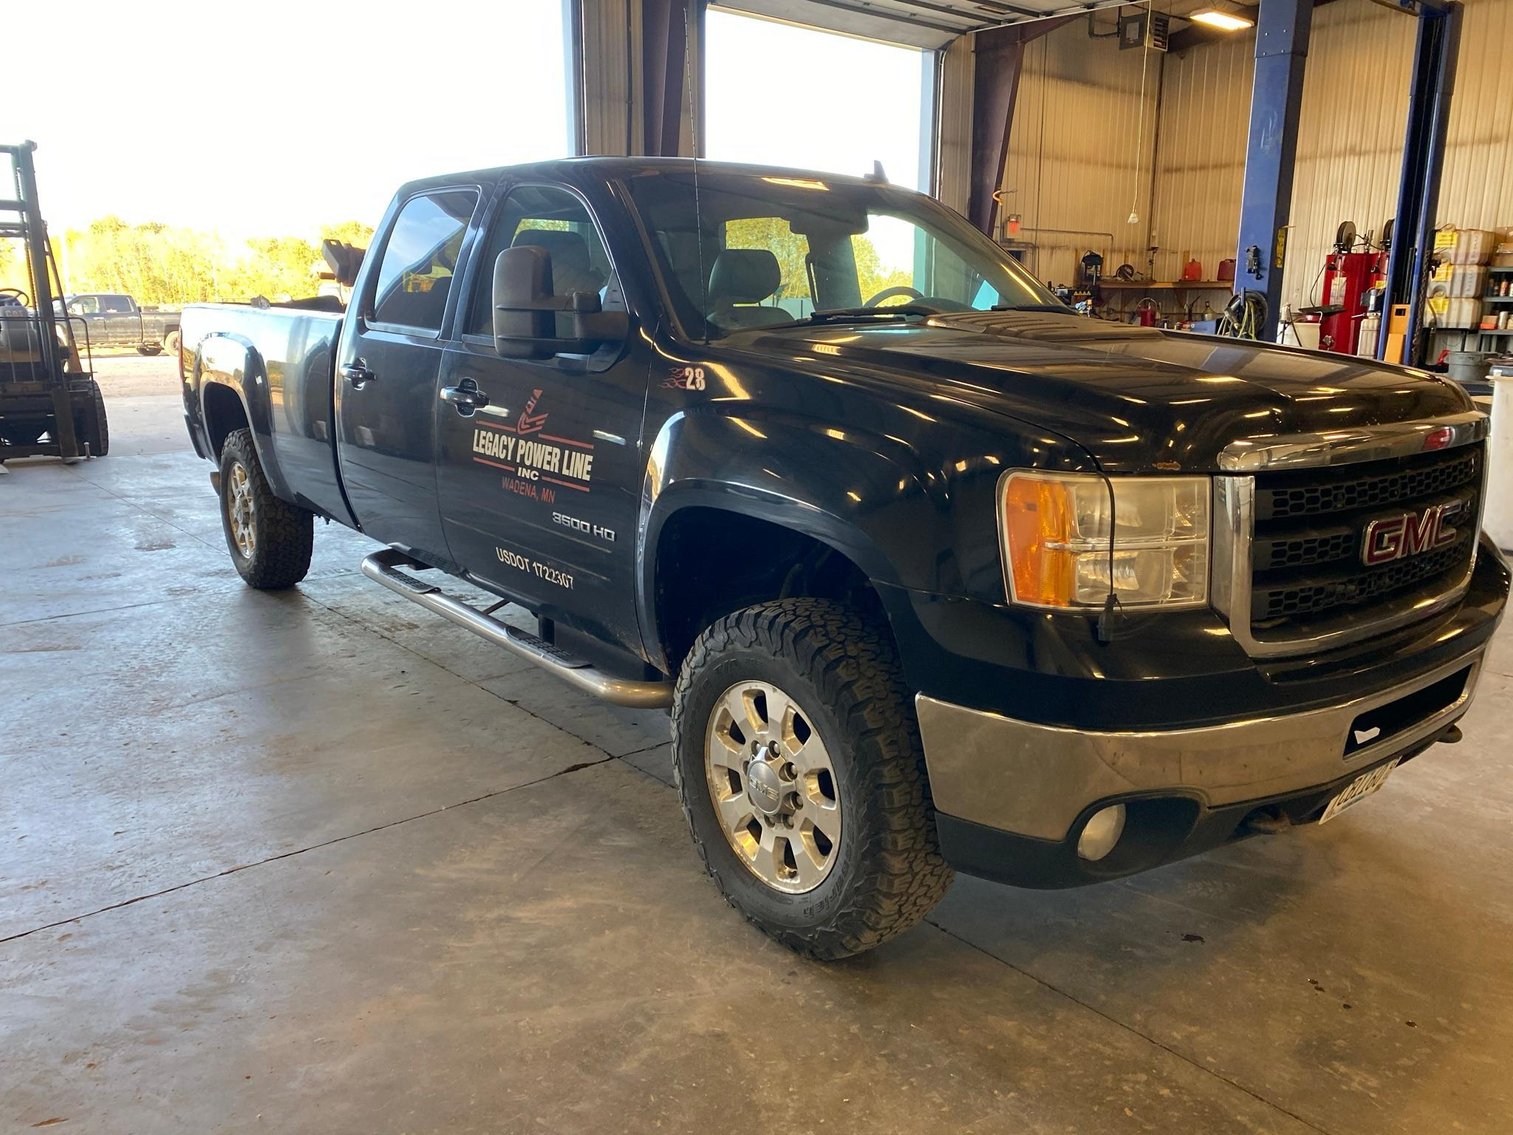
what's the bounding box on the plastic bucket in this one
[1447,351,1490,384]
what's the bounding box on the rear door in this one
[335,185,482,564]
[97,294,139,347]
[436,182,649,654]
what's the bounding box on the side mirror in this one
[492,246,628,360]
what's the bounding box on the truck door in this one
[436,183,648,656]
[66,295,109,349]
[335,186,480,566]
[98,294,138,347]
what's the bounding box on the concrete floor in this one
[3,355,1511,1134]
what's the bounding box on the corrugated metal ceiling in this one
[715,0,1239,49]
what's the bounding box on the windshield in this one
[624,169,1063,340]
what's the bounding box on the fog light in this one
[1077,804,1127,861]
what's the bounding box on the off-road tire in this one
[672,598,953,960]
[78,379,108,457]
[218,427,313,589]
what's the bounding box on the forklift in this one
[0,140,106,465]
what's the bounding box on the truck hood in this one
[741,311,1472,473]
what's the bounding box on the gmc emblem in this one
[1361,502,1462,566]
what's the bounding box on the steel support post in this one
[1235,0,1312,343]
[1378,2,1461,364]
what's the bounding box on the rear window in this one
[370,189,479,332]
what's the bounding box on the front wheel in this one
[218,428,313,589]
[672,598,953,960]
[163,330,182,356]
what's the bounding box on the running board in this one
[359,548,672,709]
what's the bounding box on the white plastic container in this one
[1487,373,1513,551]
[1278,320,1321,350]
[1445,297,1484,329]
[1447,265,1489,298]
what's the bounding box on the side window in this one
[466,185,616,338]
[101,295,133,313]
[70,297,98,315]
[370,188,479,332]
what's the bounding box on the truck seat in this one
[706,249,790,330]
[510,230,603,296]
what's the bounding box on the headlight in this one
[998,471,1210,610]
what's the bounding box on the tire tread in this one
[672,598,953,960]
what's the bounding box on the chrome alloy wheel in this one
[705,679,842,894]
[226,461,256,558]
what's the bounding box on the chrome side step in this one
[359,548,673,709]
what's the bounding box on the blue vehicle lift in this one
[1235,0,1462,354]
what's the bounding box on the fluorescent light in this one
[1190,8,1255,30]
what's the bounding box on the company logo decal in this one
[468,389,596,505]
[1360,501,1463,566]
[517,387,549,434]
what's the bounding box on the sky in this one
[0,0,572,239]
[1,2,926,240]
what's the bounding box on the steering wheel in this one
[0,287,29,307]
[864,285,924,308]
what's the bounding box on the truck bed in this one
[181,301,351,524]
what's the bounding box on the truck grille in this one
[1247,446,1482,639]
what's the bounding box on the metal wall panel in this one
[1434,0,1513,240]
[1001,20,1162,284]
[1148,35,1253,284]
[1147,0,1513,316]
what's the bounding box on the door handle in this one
[440,378,490,416]
[341,360,375,388]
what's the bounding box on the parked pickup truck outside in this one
[180,159,1508,959]
[64,293,180,355]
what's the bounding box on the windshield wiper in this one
[801,304,938,326]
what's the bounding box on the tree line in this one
[0,218,375,306]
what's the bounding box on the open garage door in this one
[704,8,934,191]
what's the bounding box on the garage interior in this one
[4,0,1513,1132]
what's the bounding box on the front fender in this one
[637,408,961,648]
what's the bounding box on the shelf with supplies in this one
[1094,279,1233,291]
[1093,279,1235,324]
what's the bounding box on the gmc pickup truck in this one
[181,159,1508,960]
[64,293,181,355]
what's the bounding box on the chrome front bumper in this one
[916,648,1484,842]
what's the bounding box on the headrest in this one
[511,229,591,276]
[708,249,781,305]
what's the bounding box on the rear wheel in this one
[672,598,953,960]
[78,379,108,456]
[218,428,314,589]
[137,344,163,356]
[163,330,181,356]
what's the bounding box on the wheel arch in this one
[645,492,902,676]
[195,334,292,499]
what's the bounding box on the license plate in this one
[1318,759,1400,825]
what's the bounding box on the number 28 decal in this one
[665,365,708,392]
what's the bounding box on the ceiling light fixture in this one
[1189,8,1255,31]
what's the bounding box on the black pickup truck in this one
[64,293,181,355]
[180,158,1508,959]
